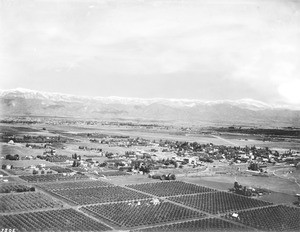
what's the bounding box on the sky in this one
[0,0,300,107]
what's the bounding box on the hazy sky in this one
[1,0,300,106]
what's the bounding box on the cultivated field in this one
[81,199,205,228]
[134,217,250,232]
[0,208,111,231]
[169,191,272,214]
[127,181,216,197]
[0,183,34,194]
[39,180,113,191]
[224,205,300,231]
[19,173,88,183]
[0,192,63,213]
[49,186,151,205]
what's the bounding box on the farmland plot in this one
[0,208,111,231]
[81,199,205,228]
[39,180,113,191]
[225,205,300,231]
[97,171,131,177]
[133,217,251,232]
[169,191,272,214]
[51,186,150,205]
[0,192,63,213]
[0,184,34,194]
[127,181,216,197]
[19,173,88,182]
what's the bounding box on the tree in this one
[169,174,176,180]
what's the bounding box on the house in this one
[183,157,198,165]
[2,164,12,169]
[86,158,94,163]
[232,213,239,218]
[150,198,160,205]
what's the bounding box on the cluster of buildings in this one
[157,140,300,165]
[2,123,299,178]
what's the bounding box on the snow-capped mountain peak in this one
[0,88,287,110]
[1,88,299,126]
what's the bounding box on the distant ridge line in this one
[0,88,290,110]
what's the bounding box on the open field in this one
[259,192,298,205]
[198,175,300,196]
[216,133,300,150]
[179,177,299,205]
[269,166,300,183]
[3,123,299,149]
[49,124,300,150]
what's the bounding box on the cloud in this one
[0,0,299,107]
[278,79,300,105]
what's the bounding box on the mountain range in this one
[1,88,299,127]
